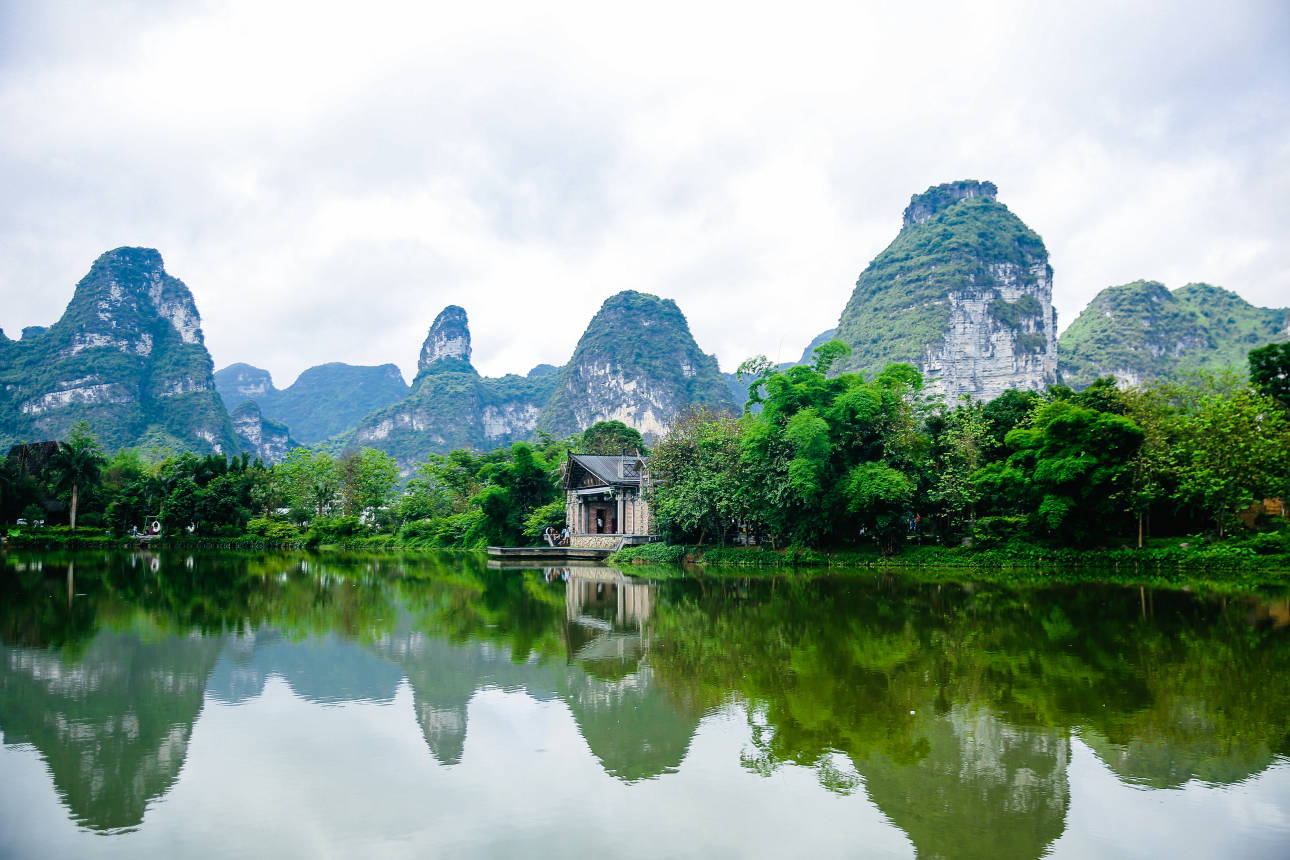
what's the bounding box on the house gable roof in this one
[566,452,645,489]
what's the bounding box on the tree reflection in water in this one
[1,551,1287,856]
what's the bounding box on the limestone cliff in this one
[1058,281,1290,389]
[834,180,1058,400]
[418,305,471,369]
[230,400,294,464]
[537,291,737,439]
[0,248,238,453]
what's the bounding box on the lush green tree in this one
[44,422,106,531]
[928,398,988,536]
[1120,386,1177,547]
[577,420,647,456]
[1249,342,1290,407]
[981,388,1042,457]
[277,448,340,520]
[977,398,1143,544]
[1166,373,1290,537]
[733,357,928,548]
[339,448,400,517]
[160,477,202,533]
[647,408,748,544]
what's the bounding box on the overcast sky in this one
[2,0,1287,387]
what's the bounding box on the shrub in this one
[246,518,302,541]
[611,543,688,565]
[972,516,1029,548]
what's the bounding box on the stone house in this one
[563,452,655,549]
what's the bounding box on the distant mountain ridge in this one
[215,361,408,446]
[8,206,1288,461]
[1058,281,1290,389]
[350,294,737,470]
[538,291,737,438]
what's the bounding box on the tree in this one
[577,420,647,456]
[647,408,747,544]
[1249,342,1290,408]
[811,339,851,375]
[277,448,340,520]
[1120,386,1176,547]
[976,398,1144,545]
[1167,373,1290,537]
[339,448,400,517]
[44,422,105,531]
[929,398,988,535]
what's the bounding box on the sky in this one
[2,0,1287,387]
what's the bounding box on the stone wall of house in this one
[570,535,623,549]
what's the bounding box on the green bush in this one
[1249,530,1290,556]
[246,517,302,541]
[610,542,688,565]
[306,516,365,546]
[972,516,1029,548]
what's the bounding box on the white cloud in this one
[2,0,1287,384]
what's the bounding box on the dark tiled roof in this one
[568,453,644,487]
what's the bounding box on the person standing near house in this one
[596,514,604,533]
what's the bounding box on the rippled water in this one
[1,551,1289,858]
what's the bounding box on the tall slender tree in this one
[45,422,105,531]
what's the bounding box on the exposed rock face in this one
[1058,281,1290,389]
[230,400,293,463]
[902,179,998,227]
[419,305,471,371]
[0,247,238,453]
[215,361,408,446]
[537,291,737,439]
[834,180,1057,401]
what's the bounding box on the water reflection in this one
[0,551,1288,857]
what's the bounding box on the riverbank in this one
[606,540,1290,578]
[7,529,1290,588]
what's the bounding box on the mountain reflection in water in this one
[1,551,1288,858]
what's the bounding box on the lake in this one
[1,550,1289,858]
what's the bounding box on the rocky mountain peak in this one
[70,247,205,350]
[537,290,736,438]
[836,179,1056,401]
[215,363,275,405]
[902,180,999,227]
[0,248,238,454]
[419,305,472,371]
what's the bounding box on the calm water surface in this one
[1,551,1289,859]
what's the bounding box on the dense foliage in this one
[1,419,649,550]
[645,341,1290,553]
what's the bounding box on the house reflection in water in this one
[561,567,653,630]
[561,567,655,682]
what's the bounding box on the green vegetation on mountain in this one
[0,248,239,455]
[538,291,736,438]
[1058,280,1290,389]
[834,183,1051,382]
[348,365,557,469]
